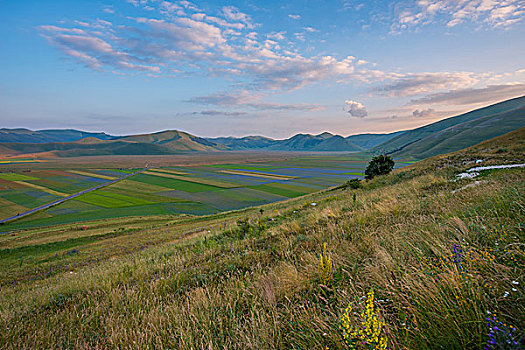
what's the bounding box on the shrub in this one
[365,155,395,180]
[235,217,267,239]
[345,178,362,189]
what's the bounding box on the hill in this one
[209,132,364,152]
[266,133,363,152]
[0,140,175,157]
[206,135,277,149]
[345,130,405,149]
[372,95,525,157]
[118,130,226,152]
[0,128,114,143]
[1,129,523,348]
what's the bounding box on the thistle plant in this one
[340,291,388,349]
[318,243,333,286]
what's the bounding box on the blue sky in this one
[1,0,524,138]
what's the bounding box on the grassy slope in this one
[372,95,525,157]
[392,105,525,158]
[0,129,524,349]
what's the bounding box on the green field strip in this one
[0,173,39,181]
[340,172,365,176]
[92,190,153,206]
[144,170,239,188]
[132,174,224,193]
[75,192,139,208]
[108,168,140,174]
[150,168,189,175]
[48,199,106,213]
[102,187,181,203]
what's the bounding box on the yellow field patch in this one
[13,181,69,197]
[219,170,295,180]
[143,170,238,188]
[69,170,117,180]
[0,159,42,164]
[150,168,189,175]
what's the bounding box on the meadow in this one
[0,129,523,349]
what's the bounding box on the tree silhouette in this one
[365,154,395,180]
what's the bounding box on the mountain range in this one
[1,96,523,158]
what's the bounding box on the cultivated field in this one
[0,153,415,231]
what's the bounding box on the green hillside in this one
[120,130,226,152]
[345,131,405,149]
[0,128,114,143]
[1,128,523,348]
[372,95,525,157]
[266,133,363,151]
[0,140,175,157]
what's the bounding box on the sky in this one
[0,0,524,138]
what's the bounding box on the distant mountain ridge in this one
[0,128,114,143]
[1,95,523,157]
[207,132,368,151]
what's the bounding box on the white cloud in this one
[409,83,525,105]
[288,14,301,20]
[303,26,318,32]
[39,1,518,115]
[222,6,254,28]
[374,72,479,97]
[392,0,525,31]
[412,108,436,118]
[344,100,368,118]
[187,90,323,111]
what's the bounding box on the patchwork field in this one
[0,154,403,231]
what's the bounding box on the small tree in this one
[365,154,395,180]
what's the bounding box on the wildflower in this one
[485,312,520,349]
[318,243,333,285]
[453,244,463,272]
[340,291,388,349]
